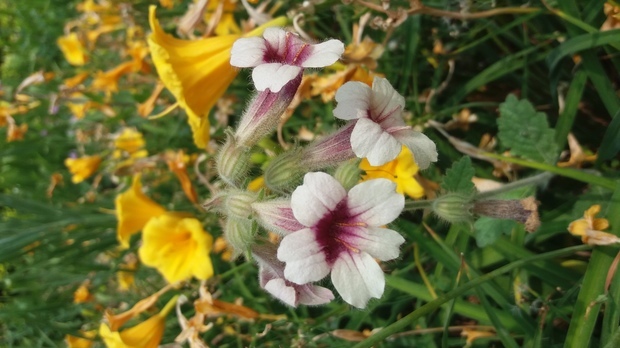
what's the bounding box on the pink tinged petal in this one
[302,39,345,67]
[252,200,305,235]
[297,284,335,306]
[370,77,405,119]
[351,118,401,166]
[291,172,347,227]
[252,63,303,92]
[230,37,267,67]
[393,129,438,170]
[347,179,404,226]
[349,227,405,261]
[331,251,385,308]
[264,278,298,307]
[278,228,331,284]
[333,82,372,120]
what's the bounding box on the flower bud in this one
[224,189,258,219]
[224,217,256,259]
[300,121,356,170]
[216,131,251,187]
[333,159,362,190]
[235,74,302,147]
[263,148,307,193]
[432,192,474,224]
[473,197,540,232]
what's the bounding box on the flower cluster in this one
[210,26,438,308]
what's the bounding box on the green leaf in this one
[440,156,475,195]
[598,109,620,163]
[498,95,559,164]
[474,217,517,247]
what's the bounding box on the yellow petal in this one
[64,155,101,184]
[115,175,166,248]
[100,296,178,348]
[593,218,610,231]
[57,33,87,66]
[360,146,424,199]
[568,219,589,236]
[114,128,146,154]
[139,213,214,283]
[584,205,602,220]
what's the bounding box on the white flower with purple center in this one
[333,77,438,169]
[230,27,344,92]
[277,172,405,308]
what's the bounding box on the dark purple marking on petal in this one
[313,200,366,266]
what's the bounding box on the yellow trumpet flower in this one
[139,213,214,283]
[147,6,287,149]
[99,295,178,348]
[114,175,166,248]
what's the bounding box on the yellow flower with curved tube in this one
[139,213,214,283]
[147,5,287,149]
[568,205,620,245]
[65,155,101,184]
[57,33,87,66]
[99,295,178,348]
[360,146,425,199]
[115,175,166,248]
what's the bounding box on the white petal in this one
[297,284,335,306]
[351,118,401,166]
[347,179,404,226]
[370,77,405,119]
[393,129,438,170]
[331,251,384,308]
[302,39,345,67]
[291,172,346,227]
[252,63,302,92]
[349,227,405,261]
[264,278,297,307]
[278,228,330,284]
[333,82,372,120]
[230,37,266,67]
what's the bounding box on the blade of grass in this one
[546,30,620,73]
[448,48,548,105]
[354,245,591,348]
[482,152,617,190]
[474,285,520,348]
[386,275,522,330]
[554,68,587,149]
[601,190,620,345]
[597,109,620,163]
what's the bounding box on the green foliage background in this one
[1,0,620,347]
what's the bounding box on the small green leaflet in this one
[498,95,559,164]
[441,156,476,195]
[474,217,517,247]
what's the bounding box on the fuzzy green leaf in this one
[441,156,476,195]
[474,217,517,247]
[498,95,559,164]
